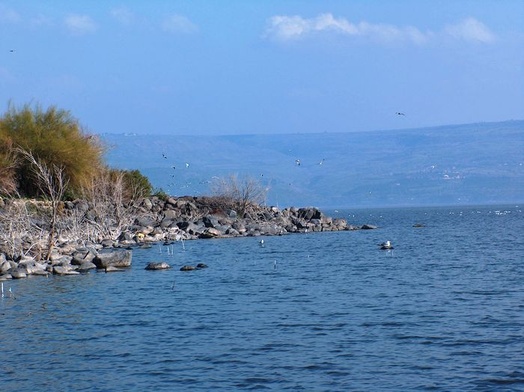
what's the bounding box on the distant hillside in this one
[101,120,524,208]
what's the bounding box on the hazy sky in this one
[1,1,523,135]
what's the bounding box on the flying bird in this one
[396,112,405,116]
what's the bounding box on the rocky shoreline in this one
[0,196,375,281]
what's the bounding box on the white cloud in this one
[0,4,20,23]
[265,13,428,44]
[64,14,97,35]
[444,17,495,44]
[110,6,134,26]
[30,14,54,28]
[161,14,198,34]
[265,13,494,46]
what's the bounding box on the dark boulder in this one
[180,265,196,271]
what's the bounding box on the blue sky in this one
[1,0,523,135]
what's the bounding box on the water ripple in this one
[2,205,523,391]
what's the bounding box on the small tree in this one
[80,167,139,240]
[210,174,267,216]
[17,148,68,259]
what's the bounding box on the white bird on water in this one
[380,240,394,250]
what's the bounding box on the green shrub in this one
[121,169,153,200]
[0,103,105,198]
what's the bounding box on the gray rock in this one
[10,269,27,279]
[141,198,153,210]
[203,216,219,228]
[135,216,157,227]
[199,228,221,238]
[160,218,175,228]
[53,266,80,275]
[0,259,13,274]
[145,262,171,270]
[232,221,247,234]
[163,209,179,220]
[226,228,240,236]
[32,270,50,277]
[93,250,132,269]
[78,261,97,272]
[71,248,97,265]
[100,239,115,248]
[104,266,125,273]
[180,265,196,271]
[18,260,46,275]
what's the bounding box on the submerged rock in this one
[104,266,125,273]
[180,265,196,271]
[145,262,171,270]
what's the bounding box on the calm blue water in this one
[2,205,524,391]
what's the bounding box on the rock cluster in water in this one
[0,196,371,281]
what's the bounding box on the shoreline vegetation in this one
[0,102,376,281]
[0,195,374,280]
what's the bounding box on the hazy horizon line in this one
[97,118,524,137]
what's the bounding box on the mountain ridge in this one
[101,120,524,208]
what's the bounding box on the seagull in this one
[162,153,168,159]
[295,159,301,166]
[380,240,394,250]
[185,163,190,168]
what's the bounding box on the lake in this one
[2,205,523,391]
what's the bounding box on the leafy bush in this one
[121,169,153,199]
[152,188,169,201]
[0,103,105,198]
